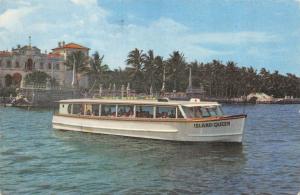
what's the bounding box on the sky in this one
[0,0,300,75]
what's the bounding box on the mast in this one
[126,82,130,97]
[28,35,31,48]
[161,65,166,93]
[188,66,192,89]
[150,85,153,97]
[121,84,124,98]
[71,57,76,88]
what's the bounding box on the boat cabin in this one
[58,99,224,119]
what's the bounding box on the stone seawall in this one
[19,88,85,107]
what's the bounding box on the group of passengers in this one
[136,111,153,118]
[75,104,178,119]
[85,109,99,116]
[101,108,116,117]
[117,108,134,117]
[156,111,176,118]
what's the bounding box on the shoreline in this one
[2,98,300,109]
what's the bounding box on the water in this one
[0,105,300,194]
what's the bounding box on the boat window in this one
[207,107,217,116]
[92,104,100,116]
[177,107,184,118]
[200,107,210,117]
[207,106,223,116]
[216,106,224,115]
[101,104,116,117]
[85,104,92,115]
[84,104,100,116]
[181,106,194,118]
[156,106,176,118]
[136,105,154,118]
[117,105,134,117]
[67,104,72,114]
[72,104,84,115]
[182,105,223,118]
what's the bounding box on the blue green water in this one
[1,105,300,194]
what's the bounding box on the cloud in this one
[150,17,188,32]
[0,0,279,69]
[0,6,36,30]
[70,0,97,7]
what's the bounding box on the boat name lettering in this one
[194,121,230,128]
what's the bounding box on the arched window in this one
[4,74,12,87]
[12,73,22,87]
[40,62,44,69]
[26,58,33,71]
[6,60,11,68]
[15,61,20,68]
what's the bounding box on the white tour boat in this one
[52,98,247,142]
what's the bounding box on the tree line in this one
[26,48,300,98]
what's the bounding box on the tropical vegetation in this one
[86,49,300,98]
[64,51,89,88]
[24,71,57,86]
[2,49,299,98]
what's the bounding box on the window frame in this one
[135,105,154,118]
[155,106,177,119]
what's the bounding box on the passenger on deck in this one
[86,110,91,115]
[162,112,168,118]
[194,107,202,118]
[128,110,134,117]
[169,110,176,118]
[80,105,84,115]
[93,110,99,116]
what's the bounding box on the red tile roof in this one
[0,51,12,57]
[52,42,89,50]
[47,53,63,58]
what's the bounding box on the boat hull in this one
[52,115,246,142]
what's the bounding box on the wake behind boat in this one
[52,98,247,142]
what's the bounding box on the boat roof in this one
[58,98,220,107]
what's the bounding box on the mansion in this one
[0,41,89,88]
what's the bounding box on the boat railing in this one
[92,95,157,100]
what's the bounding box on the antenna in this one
[28,35,31,48]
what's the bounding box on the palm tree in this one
[65,51,88,88]
[126,48,146,93]
[167,51,186,92]
[245,66,258,95]
[225,61,238,98]
[144,50,156,93]
[258,68,271,93]
[87,51,109,92]
[154,55,165,92]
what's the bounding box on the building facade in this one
[0,41,89,88]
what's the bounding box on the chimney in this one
[58,42,61,48]
[62,41,65,47]
[17,44,21,49]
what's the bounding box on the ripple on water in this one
[0,106,300,194]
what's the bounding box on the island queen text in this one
[194,121,230,128]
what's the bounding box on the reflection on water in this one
[1,105,300,194]
[53,130,246,194]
